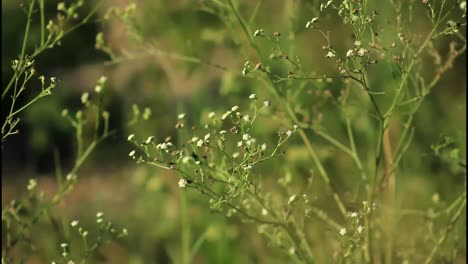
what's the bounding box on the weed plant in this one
[2,0,466,263]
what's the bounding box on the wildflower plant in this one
[115,0,466,263]
[129,97,298,209]
[2,0,465,263]
[1,74,131,263]
[2,0,106,142]
[2,1,134,263]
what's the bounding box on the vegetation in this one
[2,0,466,263]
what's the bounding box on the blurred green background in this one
[2,0,466,263]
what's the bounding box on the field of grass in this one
[2,0,466,263]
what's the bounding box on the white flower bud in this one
[178,179,187,188]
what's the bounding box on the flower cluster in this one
[128,94,296,207]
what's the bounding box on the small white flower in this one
[182,156,191,164]
[306,17,319,28]
[346,49,355,57]
[357,225,365,234]
[178,179,187,188]
[204,133,211,141]
[237,141,243,147]
[286,130,293,136]
[57,2,66,11]
[61,243,68,248]
[157,143,168,150]
[46,20,54,31]
[97,218,103,223]
[98,76,107,84]
[129,150,136,157]
[196,139,204,147]
[460,1,466,10]
[242,134,251,141]
[243,164,253,171]
[232,152,240,159]
[288,194,296,204]
[178,113,186,119]
[357,48,369,57]
[325,51,335,58]
[80,92,89,104]
[249,94,256,99]
[263,100,271,107]
[289,247,295,255]
[27,179,37,190]
[349,212,358,218]
[191,137,199,143]
[66,173,76,181]
[145,136,154,144]
[243,115,250,122]
[71,220,79,227]
[208,112,215,118]
[82,230,88,237]
[293,124,298,130]
[354,40,362,46]
[261,143,267,151]
[262,208,268,216]
[95,85,102,93]
[339,228,347,236]
[253,29,264,37]
[96,212,104,218]
[231,105,239,111]
[221,111,231,120]
[127,134,135,141]
[219,130,227,135]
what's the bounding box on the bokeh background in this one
[2,0,466,263]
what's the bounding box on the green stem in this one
[298,129,348,219]
[424,196,466,264]
[181,190,191,264]
[39,0,45,46]
[20,0,34,62]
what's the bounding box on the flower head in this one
[178,179,187,188]
[357,225,365,234]
[253,29,264,37]
[325,51,336,58]
[339,228,347,236]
